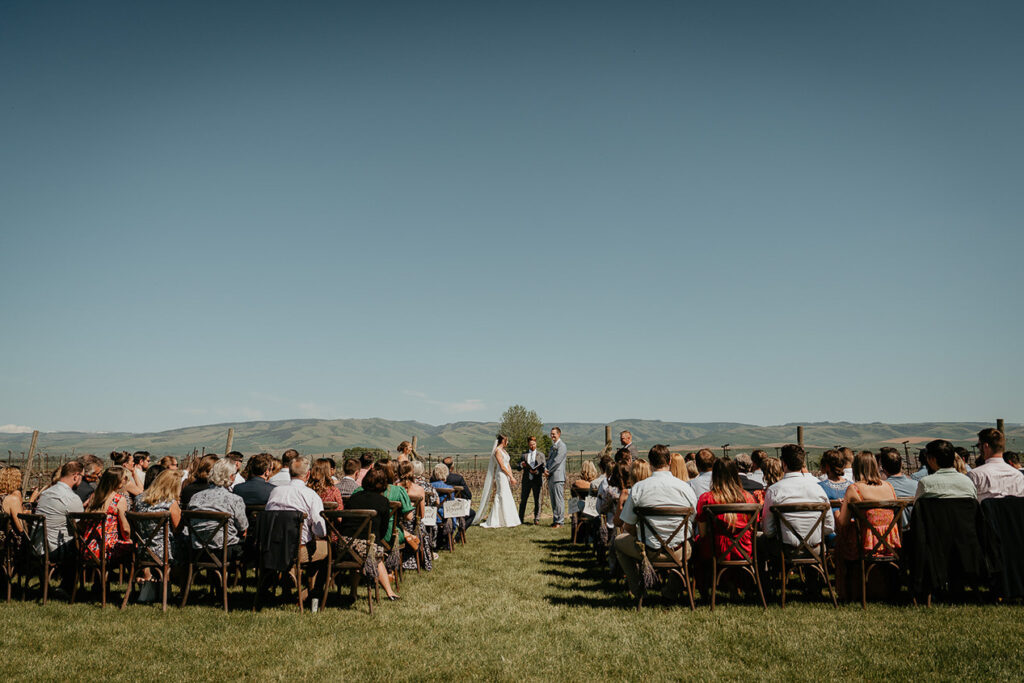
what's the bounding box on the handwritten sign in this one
[443,498,471,518]
[582,496,599,517]
[422,506,437,526]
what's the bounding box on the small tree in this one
[499,404,545,456]
[342,446,388,461]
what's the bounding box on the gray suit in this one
[546,438,568,524]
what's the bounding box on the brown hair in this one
[696,448,716,473]
[399,461,416,482]
[648,444,671,469]
[307,459,334,496]
[362,467,389,493]
[397,441,412,454]
[978,428,1005,454]
[342,457,360,476]
[819,449,845,479]
[852,452,883,486]
[86,467,129,512]
[763,457,783,486]
[184,455,218,487]
[709,458,748,527]
[59,461,84,479]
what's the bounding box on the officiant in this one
[518,436,545,524]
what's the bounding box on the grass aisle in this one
[2,526,1023,681]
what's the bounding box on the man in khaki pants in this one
[614,444,697,595]
[266,455,328,600]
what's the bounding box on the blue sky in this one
[2,1,1022,433]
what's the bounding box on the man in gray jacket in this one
[545,427,568,527]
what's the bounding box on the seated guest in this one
[762,457,783,487]
[695,458,757,563]
[308,458,343,508]
[233,453,276,506]
[336,457,360,498]
[354,451,375,486]
[226,451,246,489]
[0,466,38,540]
[74,454,103,503]
[135,469,183,563]
[338,467,400,600]
[630,458,651,485]
[180,455,218,509]
[614,446,633,467]
[910,449,930,480]
[747,450,768,485]
[835,453,899,600]
[265,455,328,597]
[688,449,716,499]
[32,462,84,591]
[364,461,414,550]
[818,449,851,526]
[968,428,1024,501]
[159,456,178,471]
[614,445,698,596]
[131,452,151,491]
[187,459,248,561]
[397,461,433,571]
[442,456,476,526]
[734,453,765,499]
[269,449,300,486]
[761,445,835,550]
[143,463,165,489]
[1004,451,1021,471]
[572,460,600,494]
[669,452,690,482]
[839,447,856,482]
[83,467,133,563]
[878,448,917,499]
[110,451,144,498]
[915,440,977,500]
[592,454,613,493]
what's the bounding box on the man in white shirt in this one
[614,445,698,596]
[761,444,835,548]
[226,451,245,490]
[518,436,545,524]
[688,448,716,499]
[266,455,328,599]
[268,449,299,486]
[969,428,1024,502]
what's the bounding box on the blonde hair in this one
[580,460,598,482]
[763,457,784,486]
[630,459,651,483]
[669,453,689,481]
[140,469,182,506]
[0,468,22,497]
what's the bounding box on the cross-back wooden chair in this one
[66,511,112,607]
[320,509,377,613]
[570,488,591,545]
[703,503,766,610]
[849,500,908,609]
[239,505,266,592]
[121,511,172,611]
[17,513,59,604]
[408,493,424,573]
[253,510,308,613]
[323,501,339,510]
[434,486,456,551]
[769,502,838,608]
[379,501,405,586]
[179,510,232,612]
[634,505,696,610]
[0,512,18,602]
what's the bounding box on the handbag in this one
[406,533,421,551]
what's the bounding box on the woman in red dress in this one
[695,458,757,589]
[84,466,133,563]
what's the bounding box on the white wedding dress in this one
[478,447,521,528]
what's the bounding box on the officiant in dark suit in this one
[518,436,545,524]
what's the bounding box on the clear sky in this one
[2,1,1022,433]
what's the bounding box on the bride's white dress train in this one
[479,448,521,528]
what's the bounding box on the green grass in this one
[1,526,1022,681]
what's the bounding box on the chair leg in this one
[780,556,787,609]
[861,559,868,610]
[180,564,194,608]
[710,560,718,612]
[222,570,229,613]
[161,568,169,612]
[121,562,137,609]
[753,564,767,609]
[821,560,838,608]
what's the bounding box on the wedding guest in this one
[734,453,765,499]
[442,456,475,526]
[180,455,218,509]
[619,430,638,459]
[685,461,699,480]
[134,469,183,562]
[762,457,783,487]
[337,458,360,498]
[607,462,633,529]
[835,453,900,600]
[614,445,698,596]
[615,446,634,467]
[158,456,178,471]
[397,461,432,571]
[669,453,690,482]
[839,447,856,482]
[695,458,757,572]
[266,455,328,597]
[631,459,651,484]
[309,458,343,508]
[572,460,600,494]
[748,450,768,485]
[0,467,37,537]
[110,451,144,498]
[878,448,917,498]
[354,452,375,485]
[688,449,716,499]
[337,467,400,600]
[32,461,84,557]
[188,459,248,561]
[818,449,852,505]
[915,440,976,499]
[233,453,275,506]
[269,449,299,486]
[74,454,103,503]
[226,451,246,489]
[84,467,133,563]
[968,428,1024,501]
[761,445,834,550]
[131,452,151,490]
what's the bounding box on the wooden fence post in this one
[22,430,39,494]
[224,427,234,456]
[797,426,804,448]
[997,418,1005,433]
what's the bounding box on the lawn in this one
[1,525,1021,682]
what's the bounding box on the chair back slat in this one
[181,511,231,568]
[125,512,171,567]
[850,500,906,558]
[770,502,829,563]
[703,503,760,563]
[322,509,377,567]
[635,506,693,562]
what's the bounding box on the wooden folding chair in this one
[179,510,232,612]
[17,513,60,604]
[121,512,172,611]
[450,485,468,545]
[703,503,766,610]
[239,505,265,592]
[320,509,378,613]
[0,512,17,602]
[379,501,405,586]
[253,510,308,613]
[433,486,456,551]
[570,488,590,544]
[634,505,695,610]
[850,500,908,609]
[770,502,838,608]
[408,493,424,573]
[66,511,113,608]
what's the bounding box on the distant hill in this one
[1,417,1018,458]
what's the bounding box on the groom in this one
[518,436,545,524]
[544,427,567,528]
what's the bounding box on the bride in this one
[475,433,521,528]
